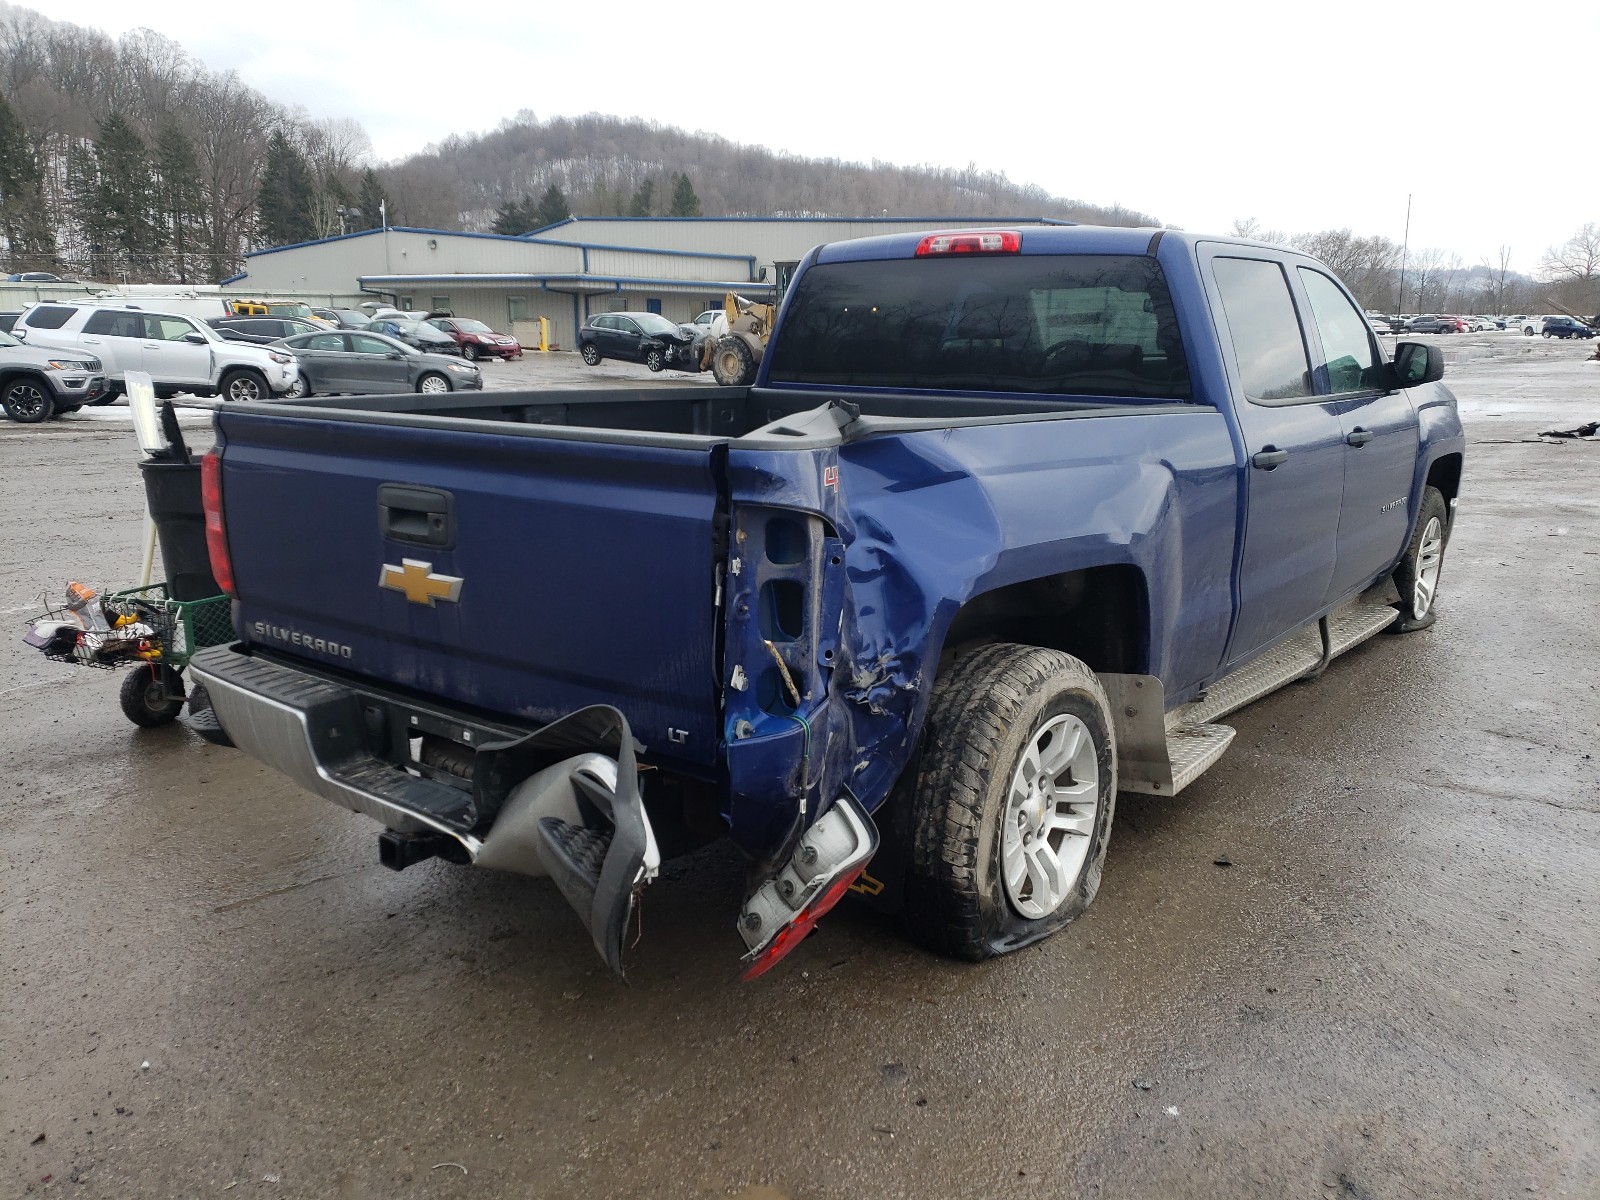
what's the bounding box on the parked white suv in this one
[13,302,300,401]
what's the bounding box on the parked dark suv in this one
[1540,316,1595,339]
[210,316,325,344]
[578,312,702,372]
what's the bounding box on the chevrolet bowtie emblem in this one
[379,559,464,606]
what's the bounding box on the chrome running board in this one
[1104,587,1399,797]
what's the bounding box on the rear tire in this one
[900,644,1117,961]
[1390,486,1449,632]
[2,378,55,423]
[580,342,601,366]
[711,335,756,386]
[119,665,186,728]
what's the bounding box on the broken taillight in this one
[738,862,869,981]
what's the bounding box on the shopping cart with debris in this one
[23,581,233,726]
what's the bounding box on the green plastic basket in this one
[109,583,233,668]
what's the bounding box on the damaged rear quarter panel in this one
[719,407,1237,861]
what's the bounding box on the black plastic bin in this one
[138,457,221,601]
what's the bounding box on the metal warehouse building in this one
[224,216,1071,350]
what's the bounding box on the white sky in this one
[34,0,1591,272]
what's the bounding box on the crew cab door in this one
[140,313,213,388]
[1206,252,1345,666]
[79,309,146,379]
[1295,267,1420,599]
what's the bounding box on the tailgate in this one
[215,411,726,767]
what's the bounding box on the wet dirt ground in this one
[3,338,1597,1198]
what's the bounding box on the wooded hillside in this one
[0,2,1587,318]
[0,5,1158,285]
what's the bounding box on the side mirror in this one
[387,352,403,360]
[1392,340,1444,387]
[184,331,207,344]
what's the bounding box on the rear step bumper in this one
[189,643,658,973]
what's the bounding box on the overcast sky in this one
[39,0,1592,272]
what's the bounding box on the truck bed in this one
[259,386,1203,448]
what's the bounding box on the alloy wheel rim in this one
[1000,713,1099,919]
[1414,516,1444,616]
[11,383,47,419]
[421,376,447,393]
[229,377,260,401]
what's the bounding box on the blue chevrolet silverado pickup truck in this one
[188,225,1463,978]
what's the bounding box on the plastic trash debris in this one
[1539,421,1599,439]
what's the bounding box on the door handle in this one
[1345,428,1374,447]
[1251,447,1289,470]
[378,483,455,548]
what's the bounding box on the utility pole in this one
[1395,193,1412,313]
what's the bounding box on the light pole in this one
[336,204,362,236]
[1395,193,1412,314]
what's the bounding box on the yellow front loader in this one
[704,292,777,386]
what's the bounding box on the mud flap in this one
[474,706,658,976]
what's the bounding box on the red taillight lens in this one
[200,449,235,597]
[915,229,1022,256]
[738,862,868,982]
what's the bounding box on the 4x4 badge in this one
[379,559,463,606]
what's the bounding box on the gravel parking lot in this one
[2,335,1597,1198]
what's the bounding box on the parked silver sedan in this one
[275,329,482,397]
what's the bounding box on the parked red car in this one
[426,317,523,361]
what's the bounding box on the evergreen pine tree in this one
[257,128,315,247]
[355,168,390,231]
[66,139,112,279]
[154,122,205,282]
[533,184,570,229]
[628,178,655,218]
[669,172,701,218]
[95,113,160,279]
[0,90,55,271]
[491,196,532,236]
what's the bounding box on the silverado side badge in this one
[379,559,464,606]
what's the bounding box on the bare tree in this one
[1481,246,1514,315]
[1407,248,1446,312]
[1230,217,1287,244]
[1539,224,1600,319]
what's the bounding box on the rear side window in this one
[27,305,77,330]
[84,310,143,338]
[766,254,1190,400]
[1211,258,1313,402]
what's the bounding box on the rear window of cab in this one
[766,254,1191,400]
